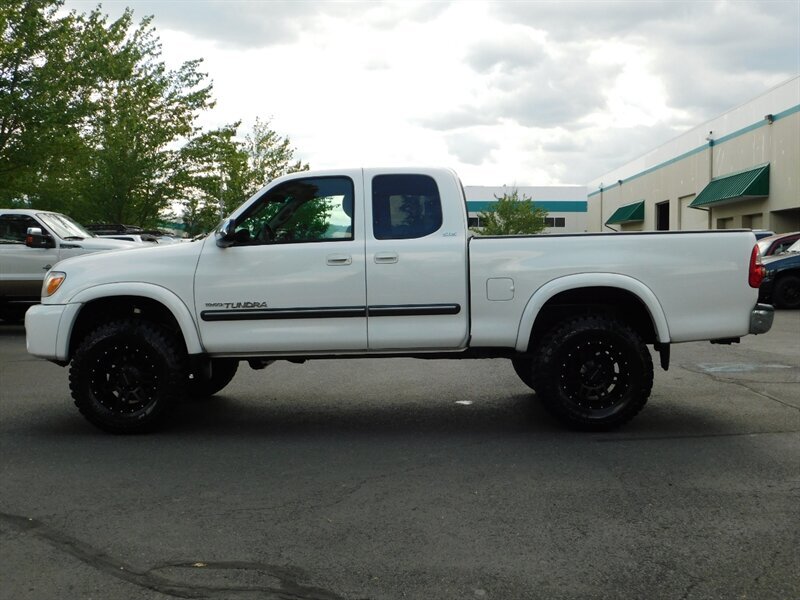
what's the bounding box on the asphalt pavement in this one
[1,311,798,599]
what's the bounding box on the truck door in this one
[194,173,368,354]
[0,213,59,299]
[364,170,470,350]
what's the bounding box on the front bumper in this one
[25,303,80,363]
[749,303,774,335]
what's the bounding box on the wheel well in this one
[69,296,186,360]
[526,286,658,350]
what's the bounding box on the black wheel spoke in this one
[69,319,187,433]
[532,314,653,430]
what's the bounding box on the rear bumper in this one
[749,303,774,335]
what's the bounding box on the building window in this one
[468,216,482,228]
[545,217,565,228]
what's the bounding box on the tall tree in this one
[179,118,309,236]
[75,10,214,226]
[472,190,548,235]
[1,1,215,227]
[0,0,101,206]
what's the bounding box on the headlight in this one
[42,271,66,297]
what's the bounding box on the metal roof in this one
[689,164,770,208]
[605,201,645,225]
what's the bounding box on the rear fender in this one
[514,273,671,352]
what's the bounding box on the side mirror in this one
[25,227,55,249]
[215,218,237,248]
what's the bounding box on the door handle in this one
[326,254,352,266]
[374,252,398,264]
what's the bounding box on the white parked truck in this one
[0,209,137,322]
[25,168,774,433]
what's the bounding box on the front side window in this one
[0,215,39,243]
[233,176,354,245]
[372,174,442,240]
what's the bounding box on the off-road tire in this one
[69,319,187,434]
[187,359,239,397]
[773,274,800,309]
[531,314,653,431]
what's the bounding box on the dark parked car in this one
[759,239,800,309]
[757,231,800,257]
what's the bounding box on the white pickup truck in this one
[0,209,137,322]
[25,168,774,433]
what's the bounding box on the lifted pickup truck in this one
[25,168,774,433]
[0,209,137,321]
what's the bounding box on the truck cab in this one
[198,168,471,354]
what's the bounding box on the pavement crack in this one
[0,511,346,599]
[681,364,800,412]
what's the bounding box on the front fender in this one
[514,273,671,352]
[67,282,204,354]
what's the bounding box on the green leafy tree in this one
[471,189,548,235]
[1,1,215,227]
[243,117,309,190]
[179,118,310,236]
[177,123,249,237]
[74,10,214,226]
[0,0,106,207]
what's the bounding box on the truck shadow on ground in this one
[153,392,740,440]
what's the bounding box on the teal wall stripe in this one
[587,103,800,199]
[467,200,587,213]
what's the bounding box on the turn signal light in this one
[748,245,764,288]
[43,272,66,297]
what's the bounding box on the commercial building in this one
[587,76,800,233]
[464,185,588,234]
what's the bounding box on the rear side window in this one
[372,174,442,240]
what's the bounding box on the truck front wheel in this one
[69,319,187,433]
[532,315,653,430]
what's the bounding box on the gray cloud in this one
[444,132,497,165]
[490,0,800,121]
[74,1,451,49]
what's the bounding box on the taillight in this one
[749,245,765,288]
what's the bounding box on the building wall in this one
[588,77,800,233]
[465,185,588,234]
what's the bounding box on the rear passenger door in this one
[364,170,470,350]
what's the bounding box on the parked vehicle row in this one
[758,238,800,309]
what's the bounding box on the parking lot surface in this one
[1,311,799,599]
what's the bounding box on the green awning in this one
[689,164,770,209]
[605,201,644,225]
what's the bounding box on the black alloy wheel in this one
[532,315,653,430]
[70,319,186,433]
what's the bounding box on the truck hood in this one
[67,237,141,251]
[46,238,206,304]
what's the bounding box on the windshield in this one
[36,212,94,240]
[785,239,800,253]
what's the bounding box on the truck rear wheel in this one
[532,315,653,430]
[69,319,187,434]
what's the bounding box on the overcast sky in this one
[64,0,799,186]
